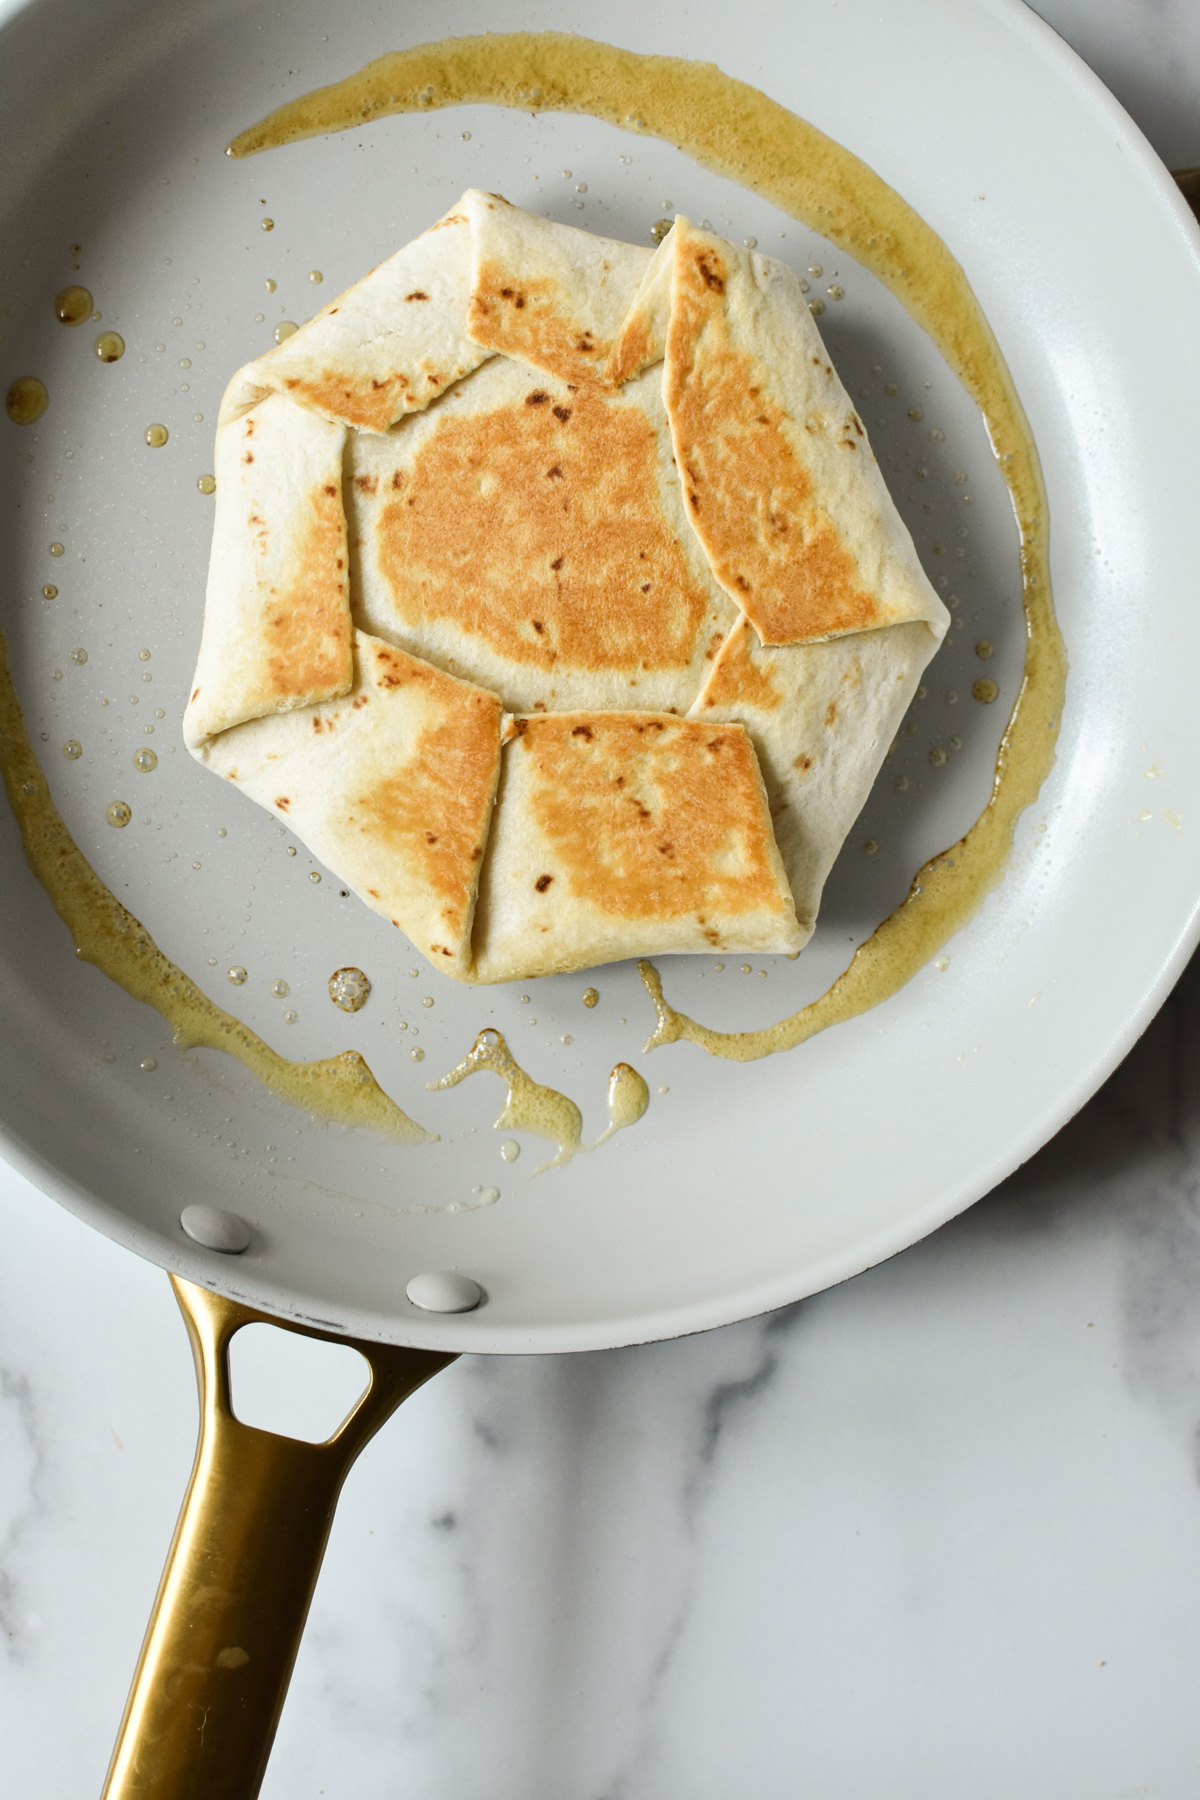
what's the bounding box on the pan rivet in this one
[406,1272,483,1314]
[180,1204,251,1254]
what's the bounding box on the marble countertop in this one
[5,4,1200,1795]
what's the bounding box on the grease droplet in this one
[227,966,247,986]
[972,679,999,704]
[197,474,216,494]
[106,801,131,828]
[975,639,993,660]
[6,377,48,425]
[308,269,323,283]
[274,321,298,343]
[144,423,168,448]
[94,331,125,363]
[271,979,289,998]
[133,748,157,772]
[70,647,87,665]
[140,1056,157,1072]
[581,987,599,1008]
[410,1047,425,1062]
[500,1140,520,1162]
[55,285,93,325]
[261,217,274,231]
[41,584,57,599]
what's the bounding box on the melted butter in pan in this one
[0,638,434,1144]
[229,32,1064,1063]
[429,1030,651,1168]
[429,1028,584,1171]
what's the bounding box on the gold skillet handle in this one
[101,1274,455,1800]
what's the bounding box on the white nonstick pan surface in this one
[2,0,1199,1354]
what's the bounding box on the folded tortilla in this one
[473,712,803,983]
[186,194,947,982]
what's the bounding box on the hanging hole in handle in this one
[228,1323,372,1444]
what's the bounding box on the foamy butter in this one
[429,1028,584,1172]
[0,638,433,1144]
[430,1032,652,1168]
[592,1062,650,1146]
[229,31,1065,1064]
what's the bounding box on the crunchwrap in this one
[185,194,947,982]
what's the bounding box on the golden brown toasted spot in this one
[535,873,553,891]
[262,480,351,706]
[276,795,290,810]
[347,673,501,942]
[468,258,614,386]
[698,620,781,712]
[824,700,838,727]
[607,312,654,387]
[405,290,429,301]
[515,713,783,921]
[666,233,881,645]
[374,387,714,675]
[280,368,413,433]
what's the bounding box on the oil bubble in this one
[55,285,93,325]
[271,980,289,998]
[329,966,370,1012]
[106,801,131,828]
[63,740,82,759]
[6,377,48,425]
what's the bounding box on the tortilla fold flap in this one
[662,219,947,648]
[472,711,804,984]
[691,616,938,928]
[199,634,503,977]
[241,202,492,433]
[184,390,353,750]
[463,189,652,386]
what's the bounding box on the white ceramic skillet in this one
[2,0,1200,1793]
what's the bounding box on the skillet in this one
[3,0,1200,1791]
